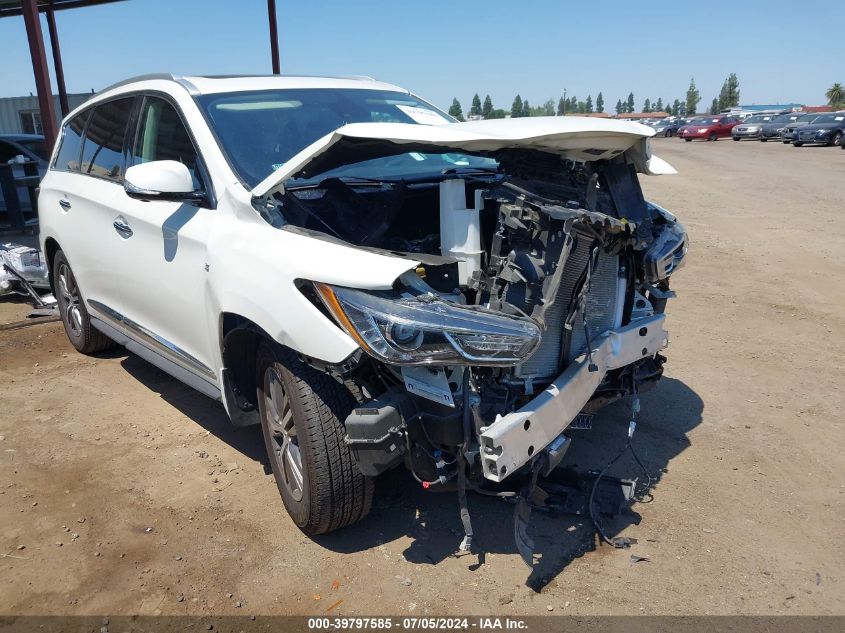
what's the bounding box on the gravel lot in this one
[1,138,843,617]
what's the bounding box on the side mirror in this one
[124,160,203,202]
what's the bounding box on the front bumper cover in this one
[479,314,669,482]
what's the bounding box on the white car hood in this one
[251,116,675,198]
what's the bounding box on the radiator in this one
[516,242,623,380]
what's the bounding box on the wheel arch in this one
[43,236,61,294]
[218,312,274,427]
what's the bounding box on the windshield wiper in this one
[287,175,397,191]
[441,166,500,176]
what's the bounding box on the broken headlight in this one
[314,283,541,366]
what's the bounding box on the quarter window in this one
[80,97,134,182]
[132,97,202,190]
[53,112,88,172]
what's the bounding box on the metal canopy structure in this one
[1,0,282,150]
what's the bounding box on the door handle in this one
[59,199,71,211]
[113,217,133,238]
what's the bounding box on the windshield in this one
[772,113,799,123]
[691,118,719,125]
[809,113,844,124]
[744,115,772,124]
[197,88,494,188]
[798,114,818,122]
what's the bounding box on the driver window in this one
[133,97,203,190]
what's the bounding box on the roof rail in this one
[97,73,178,94]
[193,73,379,81]
[96,73,384,96]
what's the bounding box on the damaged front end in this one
[255,125,687,558]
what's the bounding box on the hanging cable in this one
[588,371,653,547]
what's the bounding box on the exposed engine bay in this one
[263,148,687,559]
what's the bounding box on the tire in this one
[793,142,803,147]
[829,132,842,147]
[664,129,672,137]
[52,250,114,354]
[761,138,768,142]
[255,341,373,535]
[685,138,692,142]
[708,133,718,142]
[732,136,740,141]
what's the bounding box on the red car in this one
[678,116,740,141]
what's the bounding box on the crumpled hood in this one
[251,116,675,198]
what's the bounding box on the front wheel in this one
[793,142,803,147]
[761,138,768,142]
[829,132,842,147]
[709,133,718,142]
[52,250,114,354]
[732,136,740,141]
[256,342,373,535]
[664,129,673,137]
[685,138,692,142]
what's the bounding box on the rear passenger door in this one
[40,97,135,319]
[110,95,218,387]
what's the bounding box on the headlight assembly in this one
[314,282,541,366]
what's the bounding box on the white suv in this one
[39,74,686,545]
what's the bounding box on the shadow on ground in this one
[116,349,702,591]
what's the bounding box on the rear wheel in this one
[255,341,373,535]
[53,250,114,354]
[664,129,672,137]
[761,138,768,142]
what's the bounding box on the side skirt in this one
[89,314,222,402]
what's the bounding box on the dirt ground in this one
[1,138,843,617]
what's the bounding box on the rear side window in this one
[53,112,88,171]
[132,97,202,189]
[80,97,134,182]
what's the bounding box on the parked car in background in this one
[732,114,779,141]
[0,134,48,213]
[37,74,685,542]
[759,113,802,141]
[652,119,687,137]
[780,113,820,143]
[792,112,845,147]
[678,116,740,141]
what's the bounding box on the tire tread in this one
[262,343,372,534]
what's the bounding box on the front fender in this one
[206,209,418,365]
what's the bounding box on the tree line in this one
[447,74,744,120]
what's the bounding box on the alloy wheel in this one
[263,366,304,501]
[57,262,83,337]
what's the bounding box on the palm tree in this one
[826,83,844,107]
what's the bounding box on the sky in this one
[1,0,843,112]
